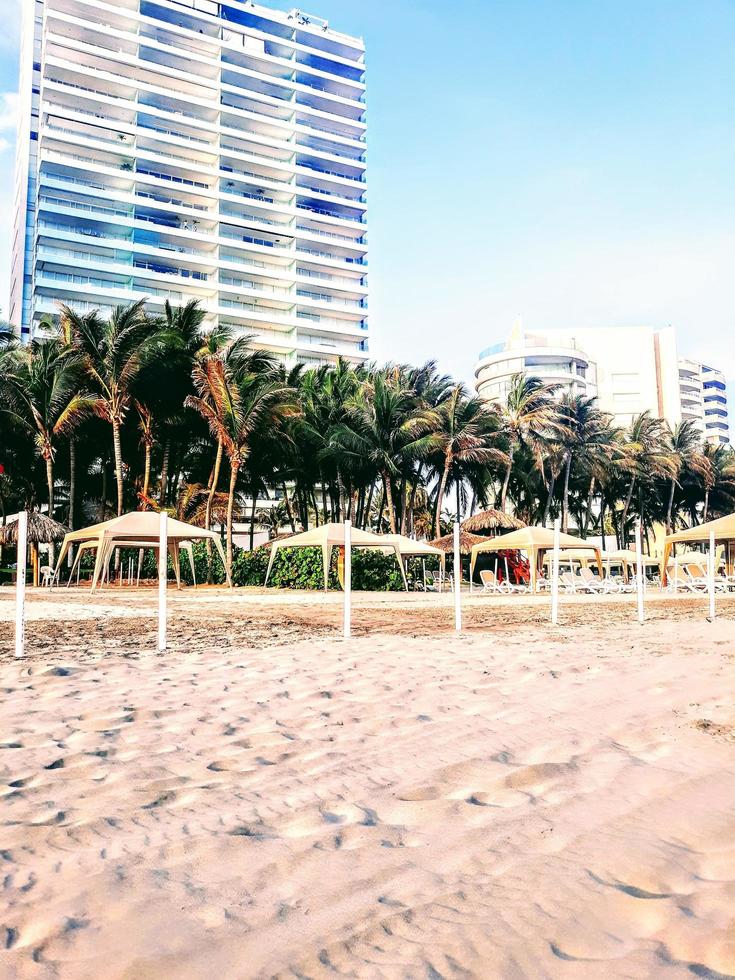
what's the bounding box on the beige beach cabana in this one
[383,534,446,588]
[264,522,408,591]
[602,549,659,582]
[54,511,231,589]
[661,513,735,585]
[470,526,603,592]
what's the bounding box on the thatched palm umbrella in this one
[429,531,487,555]
[0,512,69,586]
[462,508,525,535]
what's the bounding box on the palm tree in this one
[555,393,611,532]
[61,300,173,515]
[431,385,507,538]
[617,411,677,546]
[332,371,437,534]
[664,420,711,533]
[3,336,91,525]
[496,374,564,513]
[186,349,296,569]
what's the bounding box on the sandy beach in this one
[1,587,735,978]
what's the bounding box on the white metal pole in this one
[551,517,560,625]
[343,519,351,639]
[635,522,644,625]
[453,521,462,632]
[708,530,716,622]
[158,511,168,652]
[14,511,28,659]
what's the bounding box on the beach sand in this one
[1,587,735,978]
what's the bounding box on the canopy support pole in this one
[635,522,645,625]
[453,522,462,632]
[158,512,168,652]
[708,530,716,622]
[551,518,560,625]
[15,511,27,659]
[343,520,351,639]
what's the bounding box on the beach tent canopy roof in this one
[54,511,230,588]
[382,534,444,559]
[661,513,735,583]
[59,511,223,544]
[471,526,601,556]
[264,522,408,590]
[664,513,735,546]
[470,526,602,589]
[461,509,525,533]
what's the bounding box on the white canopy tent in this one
[264,523,408,591]
[470,526,603,592]
[54,512,231,589]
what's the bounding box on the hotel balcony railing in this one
[134,260,209,281]
[296,289,365,310]
[219,207,290,229]
[219,252,286,274]
[296,203,365,224]
[222,187,277,205]
[295,224,364,244]
[137,119,212,146]
[220,140,294,168]
[296,311,366,330]
[295,139,366,163]
[136,166,209,190]
[296,267,366,287]
[219,275,290,296]
[136,190,210,213]
[299,119,366,142]
[41,172,108,192]
[220,164,293,186]
[38,270,127,289]
[37,222,214,261]
[297,159,365,182]
[297,183,366,205]
[220,298,293,316]
[39,195,133,220]
[220,230,293,251]
[295,245,366,265]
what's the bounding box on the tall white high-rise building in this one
[475,322,729,444]
[9,0,369,367]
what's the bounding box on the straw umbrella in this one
[462,509,525,535]
[429,530,486,586]
[0,511,69,586]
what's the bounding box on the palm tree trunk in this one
[703,489,710,523]
[364,481,375,530]
[142,441,152,502]
[584,476,596,535]
[46,456,55,566]
[226,458,239,572]
[434,456,452,539]
[159,438,170,506]
[455,475,461,523]
[68,438,76,530]
[620,478,635,548]
[561,451,572,533]
[383,472,398,534]
[282,483,296,533]
[599,498,606,551]
[666,477,676,534]
[543,471,556,526]
[249,488,257,550]
[500,445,514,512]
[112,421,124,516]
[205,440,223,533]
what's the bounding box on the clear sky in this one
[1,0,734,386]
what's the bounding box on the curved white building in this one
[10,0,369,367]
[475,323,729,444]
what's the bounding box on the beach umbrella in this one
[461,509,525,534]
[0,511,69,587]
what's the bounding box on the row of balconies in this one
[45,25,365,129]
[44,71,367,161]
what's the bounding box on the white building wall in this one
[9,0,369,366]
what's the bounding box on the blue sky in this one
[1,0,734,384]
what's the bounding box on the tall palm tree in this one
[496,374,564,513]
[61,300,172,515]
[664,420,711,533]
[186,349,296,569]
[431,385,507,537]
[617,411,677,546]
[3,336,92,524]
[332,371,437,534]
[555,393,611,532]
